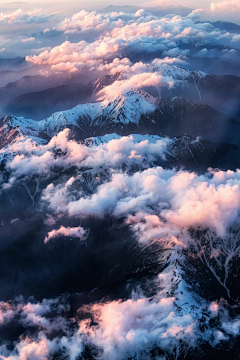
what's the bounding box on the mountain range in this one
[1,63,240,121]
[1,16,240,357]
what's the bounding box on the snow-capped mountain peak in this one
[0,90,159,144]
[99,90,157,125]
[151,63,207,81]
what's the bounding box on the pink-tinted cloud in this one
[26,10,240,76]
[211,0,240,13]
[0,8,56,25]
[98,72,174,98]
[44,225,88,243]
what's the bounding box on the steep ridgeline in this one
[3,64,240,120]
[1,89,240,149]
[1,90,240,173]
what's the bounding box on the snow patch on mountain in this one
[152,63,207,81]
[1,90,159,143]
[82,133,167,147]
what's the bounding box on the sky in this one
[0,1,240,357]
[0,0,240,59]
[0,0,239,20]
[0,0,235,12]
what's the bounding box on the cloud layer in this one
[1,4,240,359]
[0,8,56,25]
[25,9,240,76]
